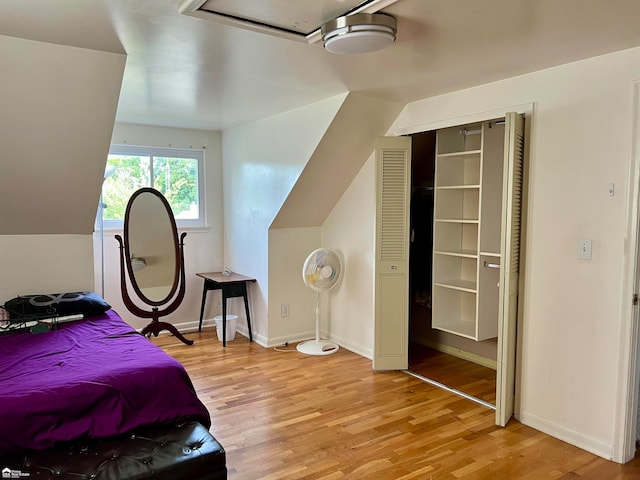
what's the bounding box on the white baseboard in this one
[519,410,614,461]
[266,332,313,348]
[135,319,205,335]
[146,321,371,360]
[234,325,268,347]
[328,332,373,360]
[264,330,372,360]
[180,319,373,357]
[176,318,213,333]
[412,336,497,370]
[138,318,269,346]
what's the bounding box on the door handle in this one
[484,261,500,269]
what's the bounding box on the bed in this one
[0,299,226,479]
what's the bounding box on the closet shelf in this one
[437,150,482,158]
[432,320,476,340]
[434,249,478,258]
[434,279,477,293]
[434,218,479,224]
[436,184,480,190]
[479,251,501,258]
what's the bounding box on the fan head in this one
[302,248,342,293]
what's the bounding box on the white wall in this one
[322,46,640,460]
[0,235,95,302]
[322,155,376,358]
[95,123,224,332]
[267,226,320,346]
[0,34,125,235]
[0,34,124,303]
[222,95,347,344]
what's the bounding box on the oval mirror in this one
[124,188,179,305]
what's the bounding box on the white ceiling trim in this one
[179,0,399,44]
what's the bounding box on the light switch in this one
[577,239,592,260]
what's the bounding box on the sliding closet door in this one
[373,136,411,370]
[496,112,525,426]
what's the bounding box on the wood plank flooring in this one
[152,331,640,479]
[408,343,497,405]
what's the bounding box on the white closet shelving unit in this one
[432,121,505,341]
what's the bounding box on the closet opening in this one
[407,123,504,408]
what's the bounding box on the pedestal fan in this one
[297,248,342,356]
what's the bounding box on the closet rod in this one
[460,128,481,136]
[460,120,507,136]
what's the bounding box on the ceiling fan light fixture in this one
[321,12,397,54]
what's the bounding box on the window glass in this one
[153,157,199,220]
[103,154,150,221]
[100,146,204,228]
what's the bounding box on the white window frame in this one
[102,144,206,229]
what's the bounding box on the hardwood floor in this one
[408,343,497,405]
[152,330,640,479]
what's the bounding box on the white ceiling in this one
[191,0,383,37]
[2,0,640,131]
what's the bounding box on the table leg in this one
[221,292,227,347]
[242,283,253,342]
[198,281,208,332]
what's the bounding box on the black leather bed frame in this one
[1,421,226,480]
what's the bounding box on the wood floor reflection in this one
[408,342,497,405]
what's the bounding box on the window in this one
[101,145,205,228]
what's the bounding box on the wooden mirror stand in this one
[115,188,193,346]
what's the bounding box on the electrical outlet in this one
[281,303,289,317]
[577,239,592,260]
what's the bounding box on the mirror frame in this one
[123,187,180,306]
[115,187,193,345]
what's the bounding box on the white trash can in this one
[214,315,238,342]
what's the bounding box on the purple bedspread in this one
[0,310,210,455]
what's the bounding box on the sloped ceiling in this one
[0,35,126,235]
[271,92,403,229]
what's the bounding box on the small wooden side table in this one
[196,272,255,346]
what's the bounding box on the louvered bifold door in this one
[373,136,411,370]
[496,112,525,426]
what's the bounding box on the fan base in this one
[296,340,339,356]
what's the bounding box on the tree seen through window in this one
[101,147,202,225]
